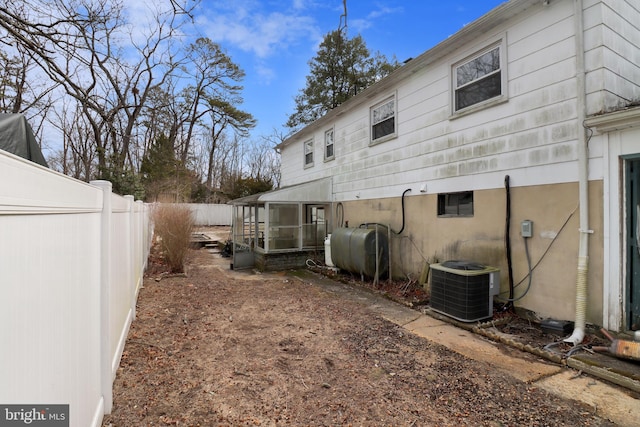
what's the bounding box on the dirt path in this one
[102,245,614,426]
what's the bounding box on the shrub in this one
[152,204,194,273]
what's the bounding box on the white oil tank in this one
[324,234,334,267]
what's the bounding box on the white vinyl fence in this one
[174,203,232,226]
[0,150,152,427]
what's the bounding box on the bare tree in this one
[0,44,57,146]
[0,0,195,192]
[203,98,255,198]
[47,101,97,180]
[243,138,280,188]
[178,37,250,163]
[258,128,288,187]
[0,0,262,201]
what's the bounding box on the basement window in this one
[437,191,474,217]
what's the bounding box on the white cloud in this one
[350,4,403,33]
[254,62,276,84]
[197,2,319,58]
[291,0,306,10]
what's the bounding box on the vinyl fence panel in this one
[175,203,232,226]
[0,151,151,427]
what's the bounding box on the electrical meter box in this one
[521,220,533,238]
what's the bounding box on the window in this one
[454,44,503,112]
[438,191,474,217]
[324,128,334,160]
[304,139,314,167]
[371,95,396,143]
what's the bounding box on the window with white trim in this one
[370,95,396,143]
[324,128,334,161]
[453,43,504,112]
[304,139,314,167]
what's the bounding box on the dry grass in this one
[152,204,194,273]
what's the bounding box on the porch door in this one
[232,205,256,270]
[627,159,640,331]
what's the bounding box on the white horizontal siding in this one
[279,0,635,201]
[584,0,640,114]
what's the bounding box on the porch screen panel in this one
[268,204,300,250]
[232,205,251,246]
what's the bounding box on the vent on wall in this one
[430,261,500,322]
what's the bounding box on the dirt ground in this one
[102,234,615,426]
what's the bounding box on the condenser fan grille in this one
[430,262,499,322]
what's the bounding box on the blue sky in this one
[188,1,507,142]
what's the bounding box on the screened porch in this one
[230,178,332,271]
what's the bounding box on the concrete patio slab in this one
[404,318,562,383]
[536,369,640,427]
[366,301,422,325]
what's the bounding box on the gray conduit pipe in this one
[565,0,591,346]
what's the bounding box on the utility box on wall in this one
[430,261,500,322]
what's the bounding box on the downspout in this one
[565,0,591,346]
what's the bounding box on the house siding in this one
[584,0,640,114]
[282,0,593,199]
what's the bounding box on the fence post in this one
[135,200,144,295]
[90,180,113,414]
[125,195,135,321]
[142,202,151,270]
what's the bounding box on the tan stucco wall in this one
[332,180,604,325]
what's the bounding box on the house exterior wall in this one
[584,0,640,115]
[277,0,640,327]
[280,0,640,193]
[334,180,604,323]
[281,0,599,195]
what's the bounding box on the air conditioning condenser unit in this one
[430,261,500,322]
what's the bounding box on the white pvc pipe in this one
[565,0,590,346]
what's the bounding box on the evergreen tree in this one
[140,134,192,202]
[223,175,273,200]
[286,30,398,130]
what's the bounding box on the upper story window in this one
[453,42,505,113]
[304,139,314,167]
[324,128,334,161]
[370,95,396,144]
